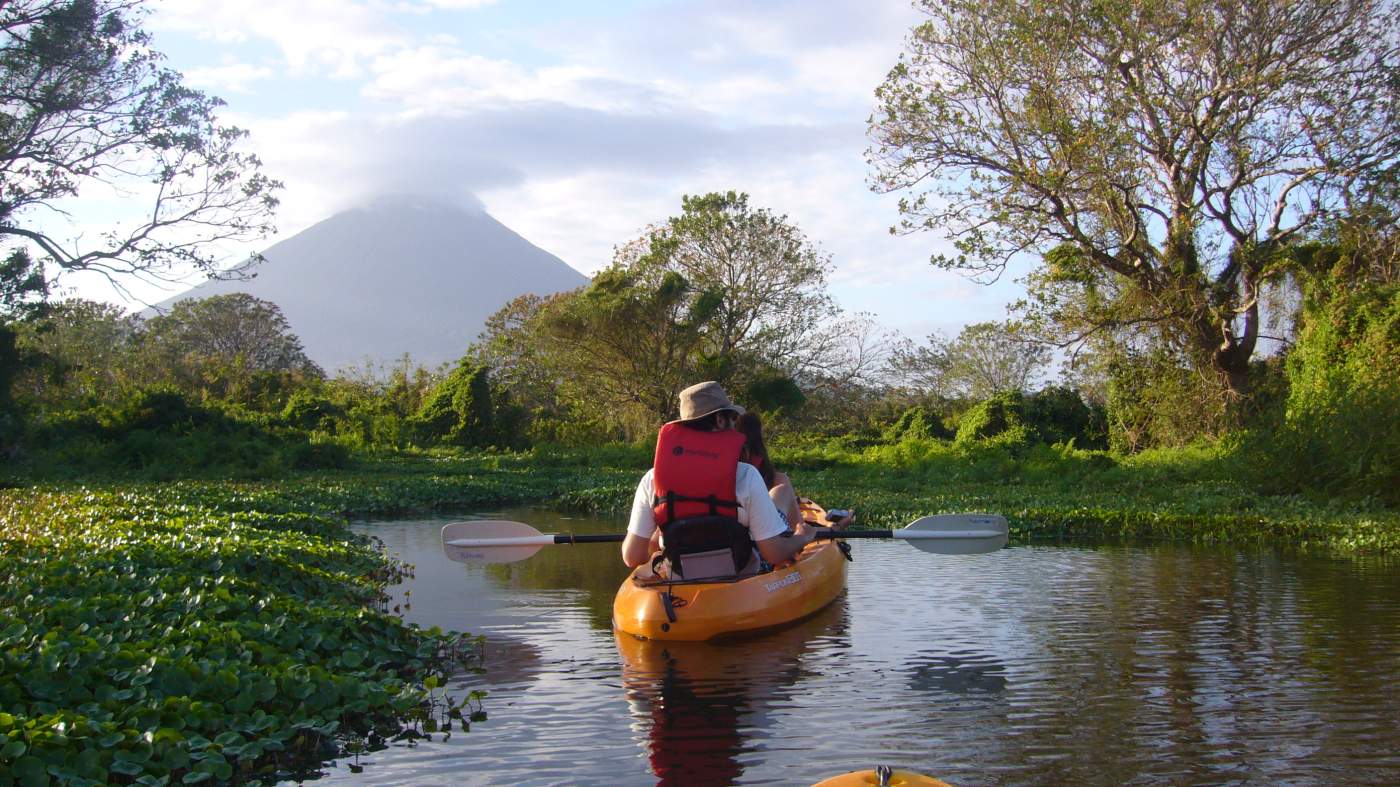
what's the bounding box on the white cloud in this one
[151,0,408,77]
[411,0,499,8]
[363,46,684,115]
[483,172,677,274]
[524,0,923,123]
[183,60,275,93]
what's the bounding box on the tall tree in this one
[11,298,138,408]
[143,293,319,375]
[537,265,720,429]
[630,192,835,376]
[1,0,280,294]
[891,321,1049,401]
[0,249,48,441]
[0,250,46,316]
[869,0,1400,406]
[475,195,886,435]
[472,292,568,416]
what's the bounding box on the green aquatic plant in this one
[0,486,477,784]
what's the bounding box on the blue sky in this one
[62,0,1033,342]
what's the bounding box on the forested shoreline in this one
[5,198,1396,533]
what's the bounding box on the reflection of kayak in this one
[615,604,847,786]
[612,501,849,641]
[812,769,951,787]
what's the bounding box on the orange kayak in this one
[812,769,950,787]
[612,502,848,641]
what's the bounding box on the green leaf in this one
[108,761,146,777]
[11,757,45,787]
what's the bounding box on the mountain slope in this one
[158,196,587,371]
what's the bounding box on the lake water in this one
[304,509,1400,786]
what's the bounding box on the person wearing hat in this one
[621,381,816,574]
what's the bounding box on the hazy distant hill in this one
[156,195,588,371]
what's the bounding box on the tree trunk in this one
[1214,353,1251,400]
[1213,269,1261,405]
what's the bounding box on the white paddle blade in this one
[442,520,552,564]
[897,514,1008,555]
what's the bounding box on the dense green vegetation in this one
[0,482,484,785]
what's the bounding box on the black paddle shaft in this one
[813,529,896,540]
[552,533,626,544]
[549,530,891,545]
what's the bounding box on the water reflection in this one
[616,603,850,786]
[904,651,1008,695]
[324,513,1400,786]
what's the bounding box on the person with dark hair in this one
[734,411,830,530]
[736,412,854,531]
[621,381,815,575]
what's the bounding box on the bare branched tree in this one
[869,0,1400,402]
[0,0,281,298]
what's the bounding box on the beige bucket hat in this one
[676,381,745,422]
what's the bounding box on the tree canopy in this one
[144,294,319,376]
[473,192,890,437]
[869,0,1400,403]
[0,0,281,294]
[644,190,828,361]
[11,297,136,407]
[891,321,1050,401]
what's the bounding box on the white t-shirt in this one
[626,463,790,542]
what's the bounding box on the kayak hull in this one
[811,770,950,787]
[613,502,848,641]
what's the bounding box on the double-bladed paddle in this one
[441,514,1008,564]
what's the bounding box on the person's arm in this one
[755,520,815,565]
[739,464,815,564]
[770,471,803,529]
[622,532,652,568]
[622,471,658,568]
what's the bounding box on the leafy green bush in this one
[1023,386,1106,448]
[410,362,531,450]
[525,412,620,447]
[24,388,348,479]
[883,405,954,442]
[955,391,1028,444]
[106,388,206,433]
[1106,350,1224,452]
[1248,282,1400,503]
[282,390,345,431]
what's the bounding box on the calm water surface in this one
[306,509,1400,786]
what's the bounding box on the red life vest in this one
[651,422,746,524]
[651,422,752,579]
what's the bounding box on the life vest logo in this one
[763,572,801,593]
[673,445,720,459]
